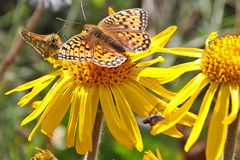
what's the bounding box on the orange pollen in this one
[62,56,134,87]
[201,35,240,84]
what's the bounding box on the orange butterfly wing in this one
[106,31,151,52]
[59,33,126,67]
[98,8,148,31]
[98,8,151,52]
[92,40,126,67]
[59,33,93,62]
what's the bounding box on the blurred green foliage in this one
[0,0,239,159]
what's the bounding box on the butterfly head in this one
[47,34,63,48]
[83,24,98,32]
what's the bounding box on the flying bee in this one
[143,114,164,126]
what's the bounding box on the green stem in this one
[63,0,81,38]
[223,112,240,160]
[84,111,104,160]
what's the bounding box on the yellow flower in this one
[32,147,57,160]
[139,32,240,160]
[6,26,196,154]
[142,148,163,160]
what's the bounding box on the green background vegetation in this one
[0,0,239,159]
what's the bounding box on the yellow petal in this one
[151,74,209,135]
[136,56,165,67]
[88,86,100,135]
[143,148,163,160]
[99,86,133,149]
[163,126,183,138]
[223,85,239,124]
[112,86,143,151]
[52,59,63,67]
[143,150,158,160]
[32,101,42,108]
[162,48,203,58]
[32,147,57,160]
[139,77,176,100]
[21,76,71,126]
[205,32,218,46]
[153,104,197,127]
[132,26,177,62]
[138,59,201,84]
[5,70,62,95]
[17,77,56,107]
[179,111,197,127]
[121,79,158,117]
[156,148,163,160]
[151,82,203,135]
[75,86,99,154]
[151,26,177,48]
[185,82,218,151]
[206,84,229,160]
[41,83,74,135]
[108,7,115,15]
[26,77,72,141]
[66,86,82,147]
[165,73,209,114]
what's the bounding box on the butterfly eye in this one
[51,38,56,43]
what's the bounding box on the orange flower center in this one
[201,35,240,84]
[61,56,134,87]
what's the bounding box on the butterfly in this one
[59,8,151,68]
[19,29,63,58]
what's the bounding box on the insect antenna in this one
[56,17,83,39]
[80,0,88,23]
[56,17,83,26]
[56,21,68,35]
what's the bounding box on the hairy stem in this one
[84,111,104,160]
[0,0,44,79]
[224,112,240,160]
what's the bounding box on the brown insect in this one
[19,29,63,58]
[143,114,164,126]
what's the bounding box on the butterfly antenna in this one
[56,22,68,34]
[56,17,83,25]
[56,17,83,39]
[80,0,88,23]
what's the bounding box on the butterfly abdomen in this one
[91,27,126,53]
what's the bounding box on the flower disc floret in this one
[201,35,240,84]
[62,56,133,87]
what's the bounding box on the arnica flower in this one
[139,32,240,160]
[5,26,196,154]
[32,147,57,160]
[142,148,163,160]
